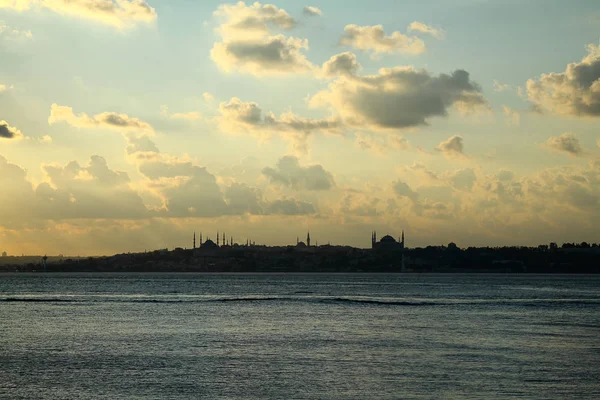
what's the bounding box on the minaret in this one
[402,230,405,249]
[217,232,220,246]
[200,233,202,247]
[307,231,311,247]
[193,232,196,249]
[223,232,226,246]
[297,237,299,245]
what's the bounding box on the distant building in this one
[1,252,6,257]
[371,230,405,251]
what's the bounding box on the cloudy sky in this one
[1,0,599,255]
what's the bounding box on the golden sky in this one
[1,0,599,255]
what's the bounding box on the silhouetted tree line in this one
[0,242,598,273]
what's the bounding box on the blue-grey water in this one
[1,273,599,399]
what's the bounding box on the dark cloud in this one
[392,180,419,201]
[262,155,335,191]
[546,133,583,156]
[321,52,361,77]
[448,168,476,191]
[436,135,464,157]
[265,198,316,215]
[311,67,486,130]
[0,120,23,139]
[211,3,312,76]
[527,43,600,117]
[212,35,313,75]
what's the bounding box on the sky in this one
[0,0,599,255]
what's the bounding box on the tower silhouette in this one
[193,232,196,249]
[307,231,311,247]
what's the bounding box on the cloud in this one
[203,92,214,102]
[448,168,476,191]
[0,0,157,29]
[217,97,341,152]
[0,120,24,139]
[0,84,8,92]
[354,132,409,154]
[502,105,520,126]
[211,34,313,76]
[214,1,296,41]
[161,106,202,121]
[36,155,149,219]
[392,180,419,201]
[527,42,600,117]
[262,155,335,191]
[311,66,486,130]
[211,2,313,76]
[497,169,515,181]
[48,104,154,134]
[436,135,464,157]
[321,51,361,77]
[303,5,321,16]
[407,21,444,39]
[597,138,600,148]
[124,134,317,217]
[339,24,425,55]
[265,198,316,215]
[493,79,510,92]
[545,133,583,156]
[0,22,32,38]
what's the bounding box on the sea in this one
[0,273,599,399]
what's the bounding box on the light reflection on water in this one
[1,273,599,399]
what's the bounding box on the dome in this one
[201,239,219,249]
[380,235,397,243]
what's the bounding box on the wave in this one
[2,296,598,307]
[323,297,438,306]
[1,298,78,303]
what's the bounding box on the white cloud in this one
[48,104,154,135]
[354,132,409,154]
[502,105,520,126]
[160,105,202,121]
[217,97,341,152]
[339,24,425,55]
[303,5,322,17]
[203,92,214,102]
[0,0,157,29]
[0,83,14,92]
[407,21,445,39]
[527,42,600,117]
[0,22,32,38]
[493,79,510,92]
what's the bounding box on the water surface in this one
[1,273,599,399]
